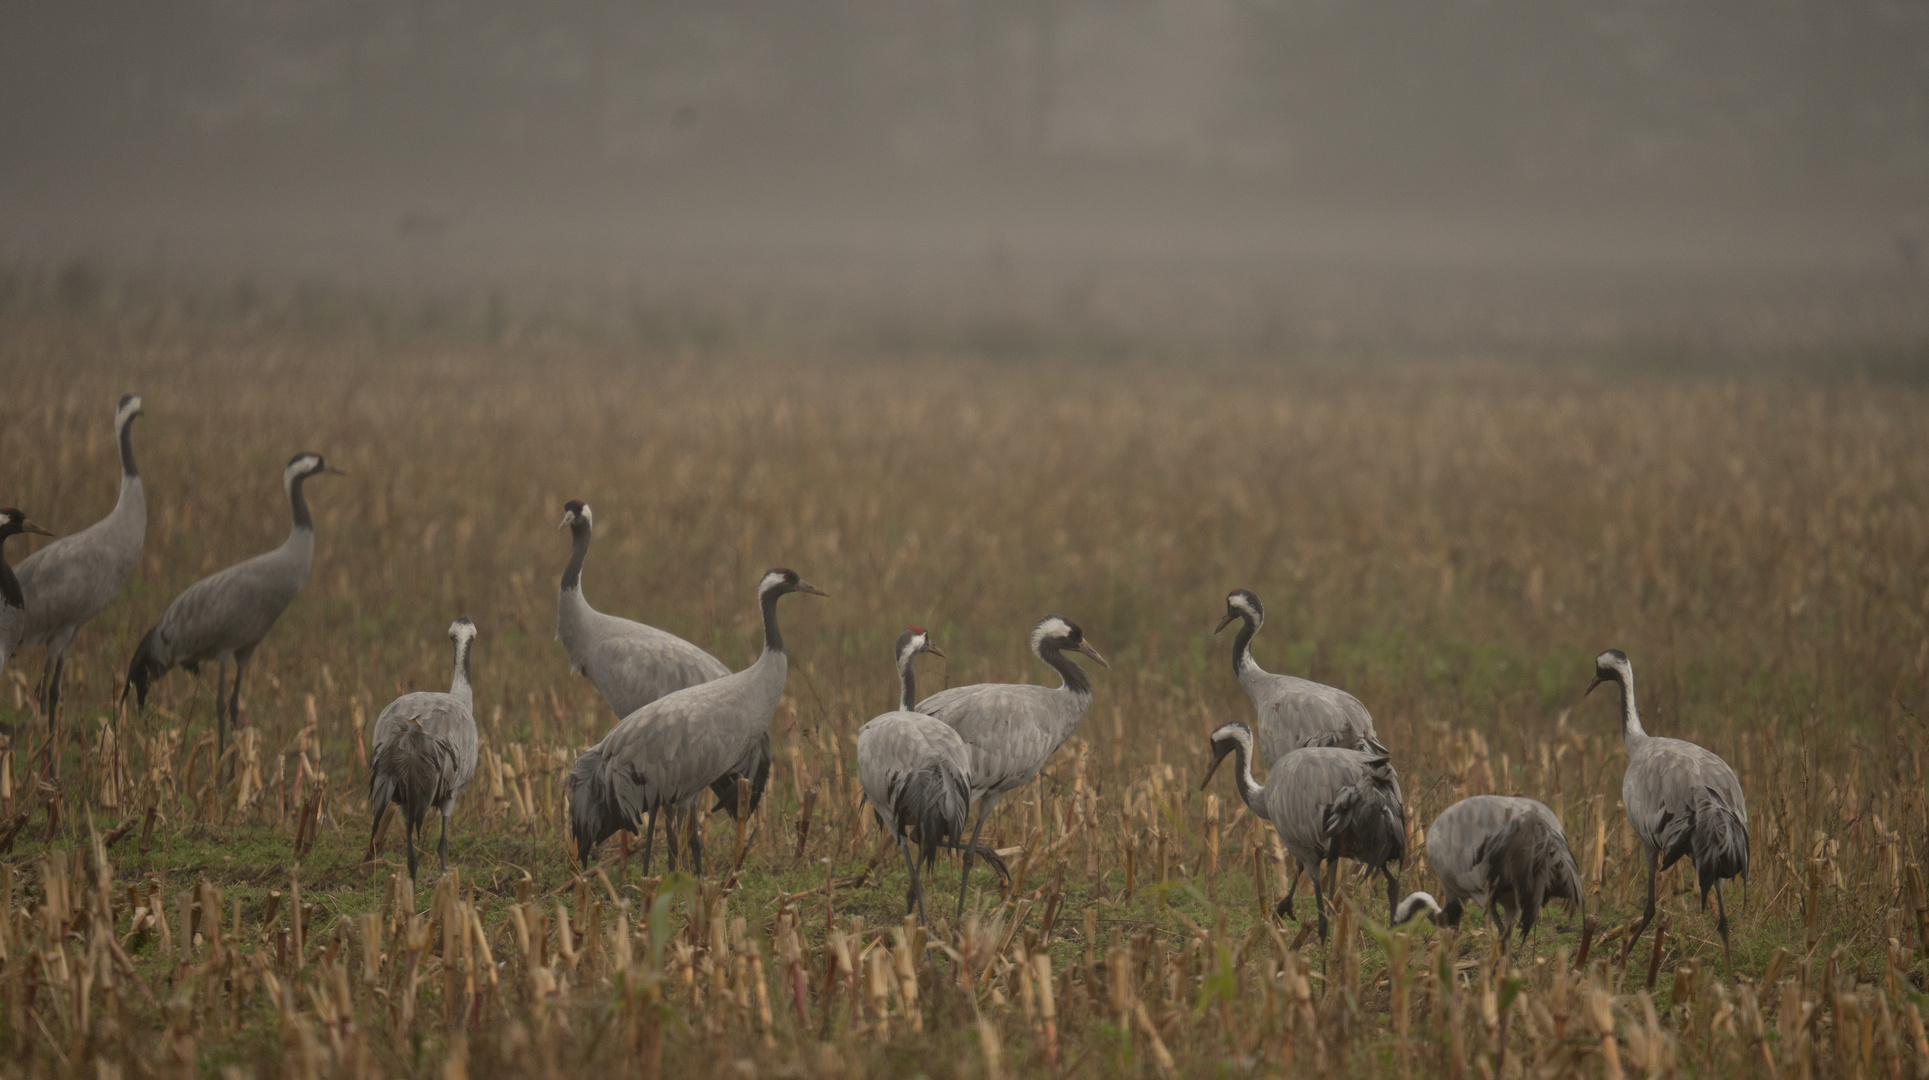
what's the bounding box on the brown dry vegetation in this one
[0,307,1927,1078]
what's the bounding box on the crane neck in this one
[118,415,139,478]
[759,586,788,654]
[449,637,475,709]
[561,519,591,592]
[897,650,919,712]
[1230,616,1263,678]
[1614,675,1648,745]
[1222,729,1265,816]
[1039,642,1093,698]
[0,528,24,609]
[286,471,315,533]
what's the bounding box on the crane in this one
[1588,648,1748,969]
[15,393,146,729]
[1393,794,1584,948]
[1215,589,1383,761]
[567,567,825,874]
[916,614,1108,918]
[368,618,481,878]
[124,453,343,764]
[857,626,1011,924]
[1201,720,1405,942]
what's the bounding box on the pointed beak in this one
[21,519,52,537]
[924,642,947,659]
[1200,746,1231,791]
[1585,674,1604,696]
[795,580,829,597]
[1076,640,1110,669]
[323,465,348,477]
[557,513,575,531]
[1213,611,1237,634]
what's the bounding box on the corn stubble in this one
[0,313,1926,1077]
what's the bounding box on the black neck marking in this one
[760,585,786,654]
[1040,640,1093,696]
[562,519,591,591]
[1230,614,1258,677]
[897,649,918,712]
[1222,729,1262,811]
[455,637,473,684]
[0,530,23,609]
[118,416,139,478]
[288,471,314,531]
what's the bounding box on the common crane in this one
[0,511,55,678]
[16,394,145,729]
[556,500,767,860]
[1201,720,1405,942]
[1588,648,1748,968]
[368,618,480,878]
[857,626,1010,925]
[916,614,1108,919]
[1215,589,1384,761]
[124,453,343,763]
[1393,794,1584,948]
[567,567,825,874]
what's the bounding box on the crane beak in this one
[21,519,52,537]
[1199,745,1231,791]
[1585,674,1604,696]
[1213,611,1237,634]
[923,642,947,659]
[795,580,829,597]
[1076,640,1110,669]
[323,465,348,477]
[556,513,574,530]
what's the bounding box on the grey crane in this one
[368,618,481,878]
[1201,720,1405,942]
[1215,589,1384,762]
[123,453,343,763]
[16,394,146,730]
[567,567,825,874]
[916,614,1109,919]
[1393,795,1584,948]
[556,500,767,863]
[0,511,56,678]
[857,626,1012,925]
[1588,648,1748,968]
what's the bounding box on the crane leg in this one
[1274,864,1304,922]
[899,831,925,925]
[665,806,682,872]
[1628,846,1660,954]
[438,808,451,873]
[687,804,704,877]
[405,819,419,879]
[227,647,254,781]
[641,810,659,876]
[1713,880,1734,975]
[955,793,1001,922]
[368,798,388,860]
[1383,865,1400,924]
[1312,860,1330,945]
[213,654,233,778]
[39,656,64,733]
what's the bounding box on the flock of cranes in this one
[0,394,1752,968]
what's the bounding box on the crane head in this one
[0,510,53,538]
[1214,588,1264,634]
[1032,615,1109,669]
[1393,892,1444,926]
[285,453,346,483]
[116,394,143,428]
[1199,720,1252,789]
[760,567,828,598]
[895,625,945,661]
[1587,648,1631,696]
[559,500,592,531]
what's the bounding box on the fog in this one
[4,2,1927,351]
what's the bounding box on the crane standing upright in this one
[1215,589,1384,761]
[124,453,343,762]
[567,568,825,874]
[368,618,481,878]
[916,614,1109,918]
[16,394,146,730]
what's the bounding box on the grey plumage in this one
[0,511,57,678]
[1589,648,1749,969]
[124,453,343,765]
[1393,795,1584,946]
[857,626,1010,925]
[1215,589,1384,762]
[555,499,766,861]
[368,618,481,878]
[568,567,825,874]
[916,614,1109,918]
[1202,720,1405,943]
[16,394,145,730]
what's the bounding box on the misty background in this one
[4,1,1928,357]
